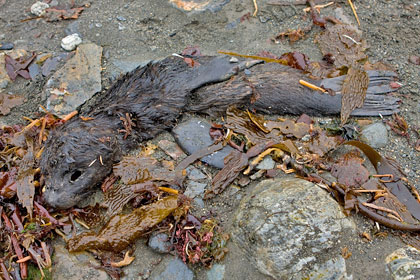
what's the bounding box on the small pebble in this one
[118,23,126,31]
[244,69,251,75]
[116,15,127,21]
[61,34,82,51]
[229,57,239,63]
[95,23,102,28]
[0,42,14,50]
[31,1,49,16]
[148,233,171,254]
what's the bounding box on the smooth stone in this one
[61,34,82,51]
[150,257,195,280]
[184,181,207,198]
[28,63,40,79]
[0,42,14,50]
[148,233,172,254]
[186,166,207,180]
[233,177,355,279]
[116,15,127,21]
[52,243,109,280]
[360,122,388,149]
[172,117,234,169]
[256,156,275,170]
[385,247,420,279]
[207,264,225,280]
[44,43,102,116]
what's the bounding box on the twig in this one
[303,2,334,13]
[299,80,327,93]
[362,202,403,222]
[347,0,360,26]
[253,0,258,17]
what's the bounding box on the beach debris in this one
[0,93,24,115]
[61,33,82,51]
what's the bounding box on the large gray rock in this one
[44,43,102,116]
[172,117,234,169]
[52,243,109,280]
[360,122,388,149]
[386,247,420,280]
[233,177,355,279]
[150,257,195,280]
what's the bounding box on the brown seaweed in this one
[68,195,182,252]
[344,141,420,221]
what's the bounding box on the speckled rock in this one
[172,117,234,169]
[52,243,109,280]
[148,232,172,254]
[360,122,388,149]
[44,43,102,116]
[256,156,275,170]
[184,181,207,198]
[233,177,355,279]
[31,1,49,16]
[386,247,420,280]
[150,257,195,280]
[207,264,225,280]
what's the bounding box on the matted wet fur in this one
[40,55,400,209]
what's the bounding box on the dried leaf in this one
[331,151,369,187]
[345,141,420,221]
[340,67,369,124]
[110,251,135,268]
[265,119,310,138]
[16,139,36,216]
[4,53,36,81]
[308,130,340,156]
[341,247,352,259]
[114,155,177,185]
[44,4,85,22]
[316,24,368,69]
[0,93,24,115]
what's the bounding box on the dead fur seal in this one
[40,55,400,209]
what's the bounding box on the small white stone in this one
[229,57,239,63]
[61,34,82,51]
[31,1,50,16]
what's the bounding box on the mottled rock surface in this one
[386,247,420,280]
[360,122,388,149]
[52,243,109,280]
[44,43,102,116]
[149,257,195,280]
[173,117,233,169]
[233,177,355,279]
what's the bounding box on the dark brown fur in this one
[40,55,399,209]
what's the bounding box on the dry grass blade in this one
[253,0,258,17]
[347,0,360,26]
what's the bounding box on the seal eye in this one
[70,170,82,182]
